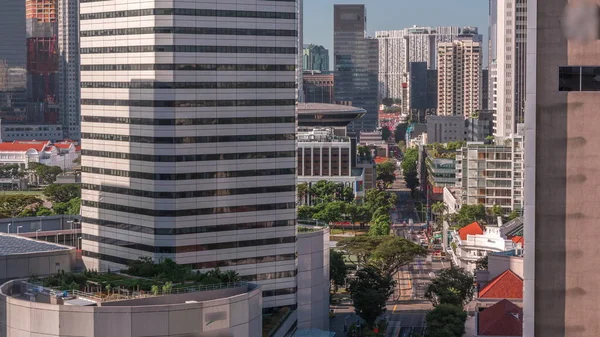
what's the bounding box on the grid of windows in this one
[81,150,296,163]
[80,8,297,20]
[80,45,297,55]
[81,133,295,144]
[81,81,296,89]
[82,166,295,181]
[80,27,297,37]
[81,98,295,107]
[81,116,295,125]
[80,64,296,72]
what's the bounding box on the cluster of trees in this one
[298,182,397,236]
[125,257,239,284]
[395,123,408,143]
[0,164,24,179]
[376,160,396,186]
[401,147,419,191]
[431,201,520,229]
[424,267,474,337]
[337,236,427,329]
[0,184,81,218]
[29,163,63,184]
[381,127,392,141]
[427,141,466,159]
[357,146,373,161]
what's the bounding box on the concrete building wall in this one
[297,228,330,331]
[426,115,466,143]
[0,249,75,281]
[525,1,600,336]
[488,254,523,279]
[0,281,262,337]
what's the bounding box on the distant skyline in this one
[303,0,489,69]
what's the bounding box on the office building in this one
[376,26,463,100]
[437,39,483,117]
[303,71,334,104]
[466,110,494,142]
[426,115,466,143]
[455,127,524,214]
[408,62,438,121]
[493,0,527,137]
[334,4,379,135]
[0,0,26,72]
[303,44,329,72]
[26,0,59,124]
[79,0,298,315]
[57,0,79,140]
[482,68,489,110]
[525,1,600,336]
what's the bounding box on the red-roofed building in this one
[510,236,524,248]
[450,222,521,273]
[477,299,523,336]
[459,222,484,240]
[0,140,78,170]
[479,269,523,300]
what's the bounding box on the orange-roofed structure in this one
[479,269,523,300]
[510,236,524,248]
[458,221,484,240]
[0,140,50,152]
[0,140,78,170]
[478,299,523,336]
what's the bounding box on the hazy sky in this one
[304,0,489,66]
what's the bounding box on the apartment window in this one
[581,67,600,91]
[559,66,581,91]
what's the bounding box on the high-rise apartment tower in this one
[80,0,299,311]
[437,39,482,117]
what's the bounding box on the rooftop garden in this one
[30,258,240,300]
[426,141,466,159]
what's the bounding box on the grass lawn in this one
[0,190,44,196]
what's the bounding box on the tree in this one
[376,160,396,185]
[445,141,466,152]
[455,204,486,227]
[381,127,392,141]
[489,204,504,218]
[44,183,81,203]
[349,267,395,329]
[29,163,63,184]
[507,209,520,220]
[336,236,391,268]
[369,237,427,276]
[475,256,488,271]
[313,201,346,225]
[308,180,355,205]
[401,147,420,191]
[397,140,406,153]
[431,202,448,222]
[0,195,43,218]
[364,189,397,215]
[368,213,391,236]
[0,164,23,179]
[298,205,317,220]
[395,123,408,143]
[425,304,467,337]
[425,266,474,307]
[330,250,348,292]
[358,146,372,161]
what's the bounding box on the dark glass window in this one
[559,67,581,91]
[81,149,295,163]
[81,166,295,181]
[581,67,600,91]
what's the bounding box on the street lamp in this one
[7,223,11,234]
[78,237,82,250]
[17,226,23,235]
[36,229,41,240]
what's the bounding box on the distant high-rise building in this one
[334,4,379,135]
[408,62,437,121]
[0,0,26,71]
[303,71,334,104]
[26,0,59,124]
[493,0,527,137]
[57,0,79,140]
[482,69,489,110]
[303,44,329,72]
[80,0,299,313]
[376,26,476,100]
[437,39,482,117]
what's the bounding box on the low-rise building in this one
[476,299,523,337]
[426,115,466,144]
[1,123,64,142]
[443,187,462,214]
[449,221,522,273]
[0,140,79,170]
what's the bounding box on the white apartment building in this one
[58,0,80,140]
[449,220,521,273]
[437,40,483,117]
[297,128,365,200]
[376,26,463,100]
[79,0,299,313]
[456,126,524,213]
[493,0,527,137]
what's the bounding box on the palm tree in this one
[431,202,448,231]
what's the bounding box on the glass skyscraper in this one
[333,4,379,136]
[303,44,329,72]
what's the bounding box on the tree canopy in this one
[349,267,395,328]
[43,184,81,203]
[401,147,420,191]
[424,266,474,307]
[425,304,467,337]
[29,163,63,184]
[330,250,348,292]
[454,204,486,227]
[395,123,408,143]
[336,236,390,268]
[376,160,396,185]
[0,195,43,218]
[369,237,427,276]
[0,164,23,179]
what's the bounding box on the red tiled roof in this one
[374,157,389,164]
[458,221,484,240]
[479,269,523,299]
[0,141,49,152]
[75,145,81,152]
[511,236,524,247]
[478,299,523,336]
[54,143,73,149]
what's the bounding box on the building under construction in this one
[26,0,58,124]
